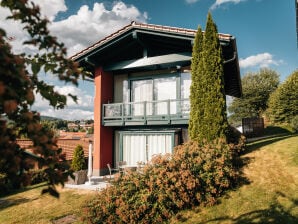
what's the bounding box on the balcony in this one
[102,99,190,126]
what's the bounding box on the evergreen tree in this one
[71,145,86,171]
[267,70,298,124]
[189,12,227,142]
[189,26,203,140]
[202,12,227,142]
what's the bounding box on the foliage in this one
[0,172,9,196]
[188,12,228,142]
[0,0,90,196]
[71,145,86,171]
[290,116,298,132]
[28,169,47,185]
[228,68,279,126]
[189,25,203,140]
[226,125,246,155]
[267,70,298,126]
[82,139,239,224]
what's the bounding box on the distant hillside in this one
[40,116,63,121]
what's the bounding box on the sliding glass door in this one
[121,133,173,165]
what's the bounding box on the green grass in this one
[173,135,298,223]
[1,135,297,223]
[0,183,96,224]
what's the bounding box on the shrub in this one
[28,169,48,185]
[290,116,298,133]
[81,139,239,224]
[226,125,246,155]
[0,173,9,196]
[71,144,86,171]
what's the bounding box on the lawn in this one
[1,135,297,223]
[0,183,96,224]
[173,135,298,223]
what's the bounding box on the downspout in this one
[223,51,237,64]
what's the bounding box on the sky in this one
[0,0,297,120]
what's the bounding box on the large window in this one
[124,72,191,117]
[121,132,173,165]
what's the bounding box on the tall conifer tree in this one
[189,26,203,140]
[189,12,228,142]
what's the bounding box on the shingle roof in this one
[70,21,233,61]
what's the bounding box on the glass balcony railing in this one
[102,99,190,126]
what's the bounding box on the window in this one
[131,79,153,116]
[121,133,173,165]
[124,71,191,117]
[154,77,177,114]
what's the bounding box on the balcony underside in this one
[103,116,189,126]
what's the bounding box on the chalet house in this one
[71,21,241,176]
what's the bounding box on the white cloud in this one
[210,0,246,10]
[39,107,94,120]
[0,0,67,54]
[33,84,94,120]
[1,1,148,56]
[239,53,282,69]
[0,7,28,54]
[32,0,67,21]
[49,1,148,56]
[185,0,200,4]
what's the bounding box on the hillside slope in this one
[175,135,298,223]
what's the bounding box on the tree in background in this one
[71,145,86,171]
[228,68,279,126]
[189,12,227,143]
[267,70,298,128]
[0,1,89,196]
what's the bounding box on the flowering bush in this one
[82,139,240,223]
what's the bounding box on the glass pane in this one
[123,135,146,165]
[104,104,121,117]
[180,72,191,114]
[181,72,191,99]
[154,77,176,114]
[147,134,172,160]
[132,80,153,116]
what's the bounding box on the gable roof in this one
[72,21,242,97]
[71,21,233,61]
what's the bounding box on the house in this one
[67,122,79,131]
[71,21,242,176]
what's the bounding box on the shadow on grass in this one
[202,192,298,224]
[244,134,297,155]
[1,182,48,197]
[0,182,47,211]
[0,196,39,211]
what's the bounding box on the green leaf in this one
[31,62,41,75]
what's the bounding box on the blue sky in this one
[61,0,297,80]
[1,0,297,120]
